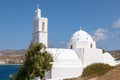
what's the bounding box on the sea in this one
[0,64,21,80]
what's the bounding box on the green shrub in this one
[82,63,114,77]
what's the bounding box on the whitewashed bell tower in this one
[32,5,48,47]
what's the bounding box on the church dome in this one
[70,29,93,42]
[67,29,96,49]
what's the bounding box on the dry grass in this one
[97,64,120,80]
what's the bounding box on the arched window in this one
[42,22,45,32]
[90,44,92,48]
[71,45,73,49]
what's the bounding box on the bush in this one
[82,63,114,77]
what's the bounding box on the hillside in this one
[97,64,120,80]
[0,49,26,64]
[109,50,120,60]
[0,49,26,56]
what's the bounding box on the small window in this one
[90,44,92,48]
[71,45,73,49]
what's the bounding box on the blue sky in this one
[0,0,120,50]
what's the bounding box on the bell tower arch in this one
[32,5,48,47]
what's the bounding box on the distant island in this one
[0,49,26,64]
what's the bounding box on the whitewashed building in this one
[32,6,117,80]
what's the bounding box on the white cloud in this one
[113,19,120,28]
[92,28,108,42]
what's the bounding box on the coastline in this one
[0,63,21,80]
[0,63,23,65]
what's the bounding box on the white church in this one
[32,6,117,80]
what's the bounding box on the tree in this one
[102,48,106,53]
[99,48,106,53]
[15,43,53,80]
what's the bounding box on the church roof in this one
[70,29,93,42]
[103,52,115,60]
[103,52,116,66]
[47,48,80,60]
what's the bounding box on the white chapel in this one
[32,6,117,80]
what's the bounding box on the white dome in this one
[67,29,96,49]
[47,48,80,60]
[70,30,93,42]
[47,48,83,68]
